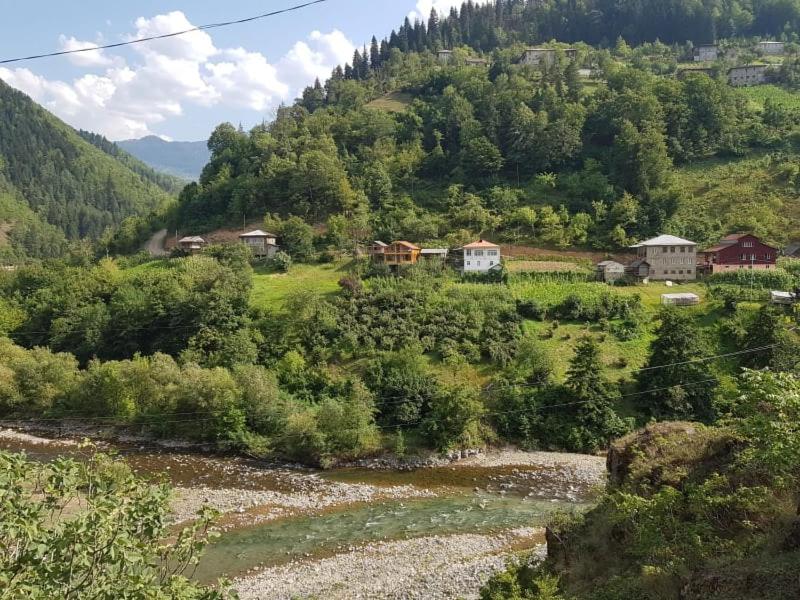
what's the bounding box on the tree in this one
[0,450,232,599]
[565,59,583,102]
[422,384,485,451]
[637,308,718,422]
[279,216,315,261]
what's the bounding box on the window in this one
[680,247,686,253]
[475,250,484,257]
[466,250,472,256]
[466,261,471,266]
[679,270,684,275]
[743,241,754,248]
[670,247,676,253]
[662,247,668,253]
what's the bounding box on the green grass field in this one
[736,84,800,109]
[367,92,414,113]
[250,262,348,309]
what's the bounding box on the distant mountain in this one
[0,78,175,259]
[118,136,210,181]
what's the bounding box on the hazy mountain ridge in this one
[118,136,210,181]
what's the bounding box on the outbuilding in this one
[661,293,701,306]
[596,260,626,283]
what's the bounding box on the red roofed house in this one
[461,239,502,273]
[699,233,778,274]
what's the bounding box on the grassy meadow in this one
[250,262,348,309]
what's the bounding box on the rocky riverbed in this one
[235,528,547,600]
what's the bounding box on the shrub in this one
[422,384,486,452]
[271,251,293,273]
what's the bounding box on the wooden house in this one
[373,241,421,266]
[699,233,778,274]
[178,236,206,254]
[596,261,626,283]
[239,230,278,258]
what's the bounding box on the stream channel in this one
[1,432,605,597]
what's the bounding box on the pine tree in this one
[351,49,363,80]
[359,45,371,79]
[427,8,441,50]
[637,308,718,422]
[370,36,381,70]
[565,58,583,102]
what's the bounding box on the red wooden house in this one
[699,233,778,274]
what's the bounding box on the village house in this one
[461,239,501,273]
[178,236,206,254]
[370,241,421,266]
[629,234,698,281]
[699,233,778,274]
[420,248,449,260]
[596,260,626,283]
[728,65,768,86]
[757,41,785,55]
[437,49,454,64]
[239,230,279,258]
[694,44,719,62]
[520,47,576,67]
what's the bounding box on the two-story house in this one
[178,236,206,254]
[629,235,698,281]
[699,233,778,274]
[461,240,501,273]
[372,241,422,266]
[694,44,719,62]
[239,230,279,258]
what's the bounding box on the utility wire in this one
[0,0,332,65]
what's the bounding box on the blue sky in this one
[0,1,470,141]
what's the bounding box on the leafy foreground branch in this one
[0,450,235,600]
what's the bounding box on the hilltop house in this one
[758,41,785,55]
[728,65,768,86]
[461,239,501,273]
[239,230,278,258]
[694,44,719,62]
[699,233,778,274]
[520,47,576,67]
[596,261,626,283]
[630,234,698,281]
[178,236,206,254]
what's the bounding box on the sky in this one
[0,0,481,142]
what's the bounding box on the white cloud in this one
[410,0,492,21]
[58,36,113,67]
[0,12,356,140]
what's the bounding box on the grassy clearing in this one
[736,84,800,109]
[367,92,414,113]
[251,262,347,309]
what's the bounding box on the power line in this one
[0,0,333,66]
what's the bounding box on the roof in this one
[179,236,205,244]
[421,248,448,254]
[372,241,388,247]
[239,230,276,238]
[463,239,500,249]
[759,41,784,45]
[391,241,421,250]
[631,234,697,248]
[438,50,453,54]
[662,293,700,300]
[597,261,625,268]
[704,245,729,253]
[771,291,795,298]
[629,259,650,268]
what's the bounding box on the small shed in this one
[661,293,701,306]
[178,236,206,254]
[421,248,449,260]
[626,259,651,281]
[596,260,626,283]
[771,291,797,305]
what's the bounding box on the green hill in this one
[0,79,175,258]
[117,136,210,181]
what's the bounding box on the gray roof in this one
[597,260,625,268]
[421,248,448,255]
[240,230,276,238]
[631,234,697,247]
[179,236,205,244]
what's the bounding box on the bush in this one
[271,251,293,273]
[422,384,486,452]
[517,299,547,320]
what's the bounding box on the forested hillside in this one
[0,79,175,256]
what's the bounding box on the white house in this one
[630,234,698,281]
[239,230,279,258]
[462,239,501,273]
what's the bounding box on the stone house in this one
[694,44,719,62]
[239,230,279,258]
[630,234,698,281]
[728,65,768,86]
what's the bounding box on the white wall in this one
[463,248,501,272]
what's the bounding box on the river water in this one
[0,432,602,592]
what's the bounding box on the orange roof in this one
[391,241,421,250]
[463,239,499,249]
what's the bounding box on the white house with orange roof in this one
[461,239,502,273]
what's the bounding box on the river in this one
[0,429,606,599]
